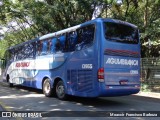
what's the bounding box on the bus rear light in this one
[98,68,104,82]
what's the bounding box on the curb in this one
[135,92,160,99]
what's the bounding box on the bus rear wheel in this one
[7,75,13,87]
[43,78,53,97]
[9,83,13,87]
[56,81,68,100]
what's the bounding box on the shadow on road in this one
[1,84,160,112]
[67,96,124,107]
[14,85,43,94]
[8,85,126,108]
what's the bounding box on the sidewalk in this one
[135,91,160,99]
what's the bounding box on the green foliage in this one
[141,83,151,92]
[0,0,160,58]
[0,40,8,58]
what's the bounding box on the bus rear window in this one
[104,22,138,44]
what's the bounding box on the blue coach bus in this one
[1,18,140,100]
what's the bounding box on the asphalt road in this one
[0,82,160,120]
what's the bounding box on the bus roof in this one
[8,18,137,50]
[102,18,137,29]
[39,18,101,40]
[39,18,137,40]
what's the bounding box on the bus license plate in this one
[119,80,128,85]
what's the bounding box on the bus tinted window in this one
[55,35,65,52]
[23,43,35,59]
[37,41,42,55]
[58,35,66,52]
[41,40,48,55]
[13,42,35,60]
[37,39,55,55]
[75,24,95,50]
[104,22,138,44]
[67,31,77,51]
[50,38,57,53]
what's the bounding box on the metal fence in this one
[141,58,160,92]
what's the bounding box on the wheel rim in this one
[56,84,65,98]
[44,82,50,94]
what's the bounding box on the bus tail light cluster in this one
[98,68,104,82]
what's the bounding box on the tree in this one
[1,0,160,58]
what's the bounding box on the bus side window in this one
[60,35,66,52]
[55,39,62,52]
[41,40,48,55]
[67,31,77,51]
[47,39,51,53]
[36,41,42,56]
[27,42,35,58]
[85,25,95,44]
[22,44,27,59]
[56,35,66,52]
[50,38,56,53]
[32,42,36,57]
[75,25,95,50]
[10,51,15,62]
[15,47,22,60]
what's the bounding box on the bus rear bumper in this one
[99,85,140,97]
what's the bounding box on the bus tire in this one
[56,80,68,100]
[9,83,13,87]
[43,78,53,97]
[7,75,13,87]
